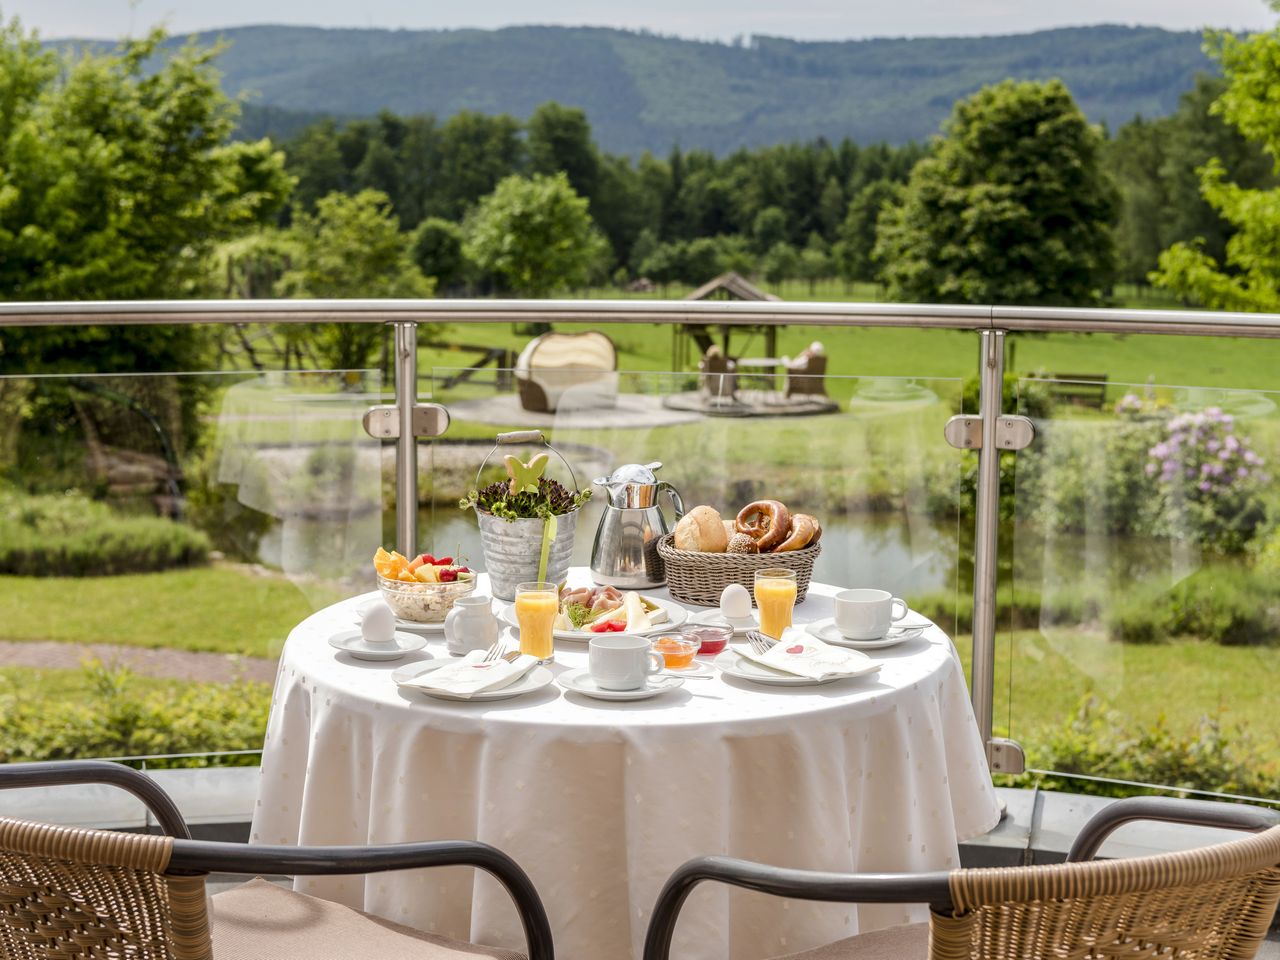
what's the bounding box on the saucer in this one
[329,629,430,661]
[804,620,926,650]
[557,668,685,701]
[690,608,759,635]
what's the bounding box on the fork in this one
[747,631,776,656]
[482,640,506,662]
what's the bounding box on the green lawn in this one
[0,566,328,657]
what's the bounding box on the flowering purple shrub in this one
[1145,407,1268,553]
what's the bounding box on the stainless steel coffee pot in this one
[590,462,685,588]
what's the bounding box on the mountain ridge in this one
[53,23,1216,153]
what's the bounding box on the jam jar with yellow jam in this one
[651,634,699,669]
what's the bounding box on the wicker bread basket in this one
[657,533,821,607]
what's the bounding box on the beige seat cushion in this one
[211,878,525,959]
[771,921,928,960]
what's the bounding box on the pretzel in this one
[735,500,792,553]
[775,513,818,552]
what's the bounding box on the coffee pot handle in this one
[658,482,685,521]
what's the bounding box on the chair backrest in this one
[517,331,617,372]
[0,816,211,960]
[931,824,1280,960]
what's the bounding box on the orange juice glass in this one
[515,581,558,663]
[754,568,798,640]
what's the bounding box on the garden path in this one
[0,641,278,684]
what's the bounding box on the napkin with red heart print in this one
[737,628,878,680]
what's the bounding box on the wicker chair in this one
[0,760,553,960]
[643,796,1280,960]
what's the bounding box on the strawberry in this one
[434,556,453,566]
[438,567,459,583]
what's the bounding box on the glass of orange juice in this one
[754,568,798,640]
[515,581,558,663]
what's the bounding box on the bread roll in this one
[722,520,736,543]
[674,505,728,552]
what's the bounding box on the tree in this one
[1153,17,1280,311]
[835,180,900,284]
[876,79,1117,305]
[751,206,788,255]
[430,111,525,220]
[1108,75,1275,285]
[463,173,609,297]
[0,22,292,377]
[761,242,800,285]
[527,102,599,201]
[279,190,434,369]
[410,218,468,291]
[798,233,832,292]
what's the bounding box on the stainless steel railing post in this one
[394,322,419,556]
[970,329,1005,763]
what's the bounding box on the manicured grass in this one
[0,665,197,700]
[0,565,332,657]
[958,629,1280,757]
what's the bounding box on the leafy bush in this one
[1107,564,1280,645]
[912,585,1100,633]
[0,661,268,768]
[1005,695,1280,800]
[0,491,209,575]
[1144,407,1268,554]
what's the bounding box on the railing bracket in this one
[944,414,1034,451]
[988,738,1026,774]
[363,403,450,440]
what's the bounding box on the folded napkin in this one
[737,628,875,680]
[403,650,537,699]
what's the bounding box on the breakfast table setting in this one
[250,440,1001,960]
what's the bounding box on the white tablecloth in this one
[252,573,999,960]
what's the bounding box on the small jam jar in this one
[652,634,699,669]
[681,624,731,656]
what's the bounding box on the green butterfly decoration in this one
[504,453,549,495]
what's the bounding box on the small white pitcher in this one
[444,595,499,656]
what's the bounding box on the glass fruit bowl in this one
[376,573,477,623]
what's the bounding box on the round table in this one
[251,573,999,960]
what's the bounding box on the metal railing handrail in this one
[3,298,1280,338]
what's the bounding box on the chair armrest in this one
[1067,795,1280,862]
[0,760,191,839]
[642,856,950,960]
[170,838,554,960]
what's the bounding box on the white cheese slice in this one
[623,591,652,631]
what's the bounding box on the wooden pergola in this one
[672,272,782,370]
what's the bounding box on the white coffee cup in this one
[833,589,908,640]
[588,635,664,690]
[360,602,396,646]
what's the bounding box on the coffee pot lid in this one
[593,461,662,504]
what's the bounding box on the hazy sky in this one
[13,0,1278,41]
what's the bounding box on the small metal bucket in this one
[476,507,579,600]
[472,430,583,601]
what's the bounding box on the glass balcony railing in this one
[2,298,1280,810]
[0,365,384,767]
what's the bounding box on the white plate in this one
[662,661,717,679]
[690,608,759,635]
[500,595,689,641]
[712,649,880,686]
[805,620,926,650]
[557,668,684,701]
[329,630,430,661]
[391,659,554,702]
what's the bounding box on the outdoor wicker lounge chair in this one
[698,346,738,401]
[644,795,1280,960]
[783,342,828,399]
[514,331,617,413]
[0,761,553,960]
